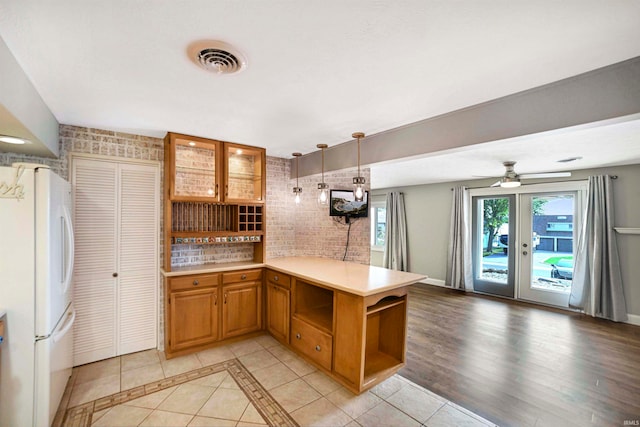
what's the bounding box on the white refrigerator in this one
[0,163,75,427]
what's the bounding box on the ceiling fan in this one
[489,161,571,188]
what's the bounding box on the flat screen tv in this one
[329,189,369,218]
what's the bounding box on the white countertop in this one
[161,257,426,297]
[266,257,426,297]
[161,261,265,277]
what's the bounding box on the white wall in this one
[372,163,640,317]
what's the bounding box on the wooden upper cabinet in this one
[165,133,266,203]
[224,142,266,203]
[165,133,223,201]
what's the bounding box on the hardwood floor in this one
[400,283,640,427]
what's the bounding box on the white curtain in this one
[383,192,408,271]
[569,175,628,322]
[446,186,473,290]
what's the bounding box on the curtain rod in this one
[451,175,618,191]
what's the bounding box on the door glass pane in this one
[479,198,510,283]
[174,138,217,198]
[529,194,574,293]
[227,146,263,201]
[472,195,515,298]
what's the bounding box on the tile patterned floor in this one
[57,335,497,427]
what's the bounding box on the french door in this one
[471,183,584,308]
[518,193,578,307]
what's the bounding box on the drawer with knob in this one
[290,317,332,371]
[222,269,262,284]
[266,269,291,289]
[169,274,220,292]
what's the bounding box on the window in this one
[371,202,386,250]
[546,222,573,232]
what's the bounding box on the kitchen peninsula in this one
[162,257,425,394]
[160,132,425,393]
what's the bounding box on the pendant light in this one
[316,144,329,205]
[292,152,302,204]
[352,132,366,202]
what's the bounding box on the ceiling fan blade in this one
[490,180,502,187]
[520,172,572,179]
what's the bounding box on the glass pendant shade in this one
[292,152,302,204]
[352,132,365,202]
[316,144,329,205]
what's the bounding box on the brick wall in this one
[174,144,217,197]
[290,168,371,264]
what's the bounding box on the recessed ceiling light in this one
[557,156,582,163]
[0,136,29,145]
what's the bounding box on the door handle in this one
[522,243,528,248]
[522,251,528,255]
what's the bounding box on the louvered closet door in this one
[72,157,159,366]
[118,163,158,354]
[73,158,118,366]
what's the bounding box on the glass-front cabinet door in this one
[224,142,265,203]
[167,133,222,201]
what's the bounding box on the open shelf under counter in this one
[161,261,265,277]
[293,306,333,334]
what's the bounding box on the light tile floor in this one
[60,334,497,427]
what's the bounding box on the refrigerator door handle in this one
[52,308,75,344]
[61,206,75,294]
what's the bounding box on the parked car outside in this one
[551,258,573,280]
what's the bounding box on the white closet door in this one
[72,157,159,366]
[118,163,158,354]
[72,158,118,366]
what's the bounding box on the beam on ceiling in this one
[293,56,640,178]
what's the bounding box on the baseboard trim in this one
[420,278,446,287]
[626,313,640,326]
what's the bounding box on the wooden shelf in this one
[363,351,403,385]
[294,306,333,334]
[366,296,405,315]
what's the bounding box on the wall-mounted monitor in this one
[329,189,369,218]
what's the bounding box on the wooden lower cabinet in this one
[290,317,332,370]
[167,274,220,354]
[266,270,290,344]
[165,269,262,358]
[165,266,410,394]
[221,270,262,339]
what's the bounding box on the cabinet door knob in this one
[193,280,199,286]
[315,345,321,352]
[224,293,227,304]
[274,275,279,281]
[214,294,217,305]
[241,274,247,280]
[295,333,301,340]
[113,273,118,278]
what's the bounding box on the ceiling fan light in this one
[500,177,521,188]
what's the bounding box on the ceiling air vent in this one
[187,40,247,75]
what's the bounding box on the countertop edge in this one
[161,258,427,297]
[265,264,424,296]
